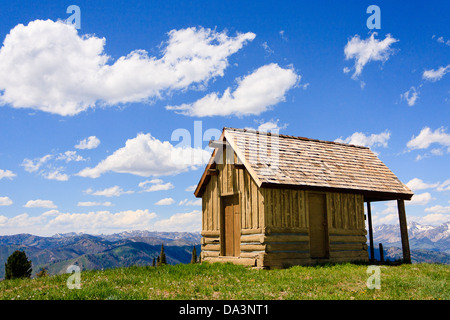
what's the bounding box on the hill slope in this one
[0,262,448,300]
[0,231,201,278]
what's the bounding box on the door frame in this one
[307,191,330,259]
[220,193,240,257]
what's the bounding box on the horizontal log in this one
[203,257,256,266]
[240,252,264,258]
[263,252,310,260]
[328,228,367,236]
[240,244,266,252]
[330,243,366,251]
[265,235,310,243]
[266,227,309,235]
[329,235,367,243]
[201,237,220,245]
[201,230,220,237]
[240,234,264,243]
[241,228,263,235]
[201,251,220,258]
[267,243,309,252]
[202,244,220,251]
[329,250,368,259]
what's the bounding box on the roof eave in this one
[259,181,414,201]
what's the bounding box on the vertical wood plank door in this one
[308,193,329,259]
[223,195,240,256]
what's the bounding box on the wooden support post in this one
[397,199,411,264]
[379,243,384,263]
[367,202,375,263]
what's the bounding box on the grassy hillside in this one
[0,262,448,300]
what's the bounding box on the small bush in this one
[5,250,32,280]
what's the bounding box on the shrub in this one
[36,267,48,278]
[191,246,197,264]
[5,250,32,280]
[157,243,166,266]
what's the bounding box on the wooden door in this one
[308,193,329,258]
[222,195,240,256]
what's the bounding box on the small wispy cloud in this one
[179,198,202,206]
[155,198,175,206]
[84,186,134,197]
[75,136,101,150]
[344,32,398,80]
[432,35,450,46]
[422,65,450,82]
[401,86,420,106]
[261,42,274,56]
[0,169,16,180]
[138,179,174,192]
[77,201,114,207]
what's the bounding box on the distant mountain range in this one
[369,222,450,264]
[0,231,201,279]
[1,222,448,279]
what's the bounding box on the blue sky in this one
[0,0,449,236]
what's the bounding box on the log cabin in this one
[194,128,413,268]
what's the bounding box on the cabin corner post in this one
[397,199,411,264]
[366,201,375,262]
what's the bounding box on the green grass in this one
[0,262,448,300]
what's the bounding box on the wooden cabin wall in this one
[201,151,265,263]
[262,188,310,268]
[262,189,367,268]
[326,192,368,262]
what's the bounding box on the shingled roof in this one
[195,128,413,201]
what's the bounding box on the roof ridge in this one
[223,127,370,149]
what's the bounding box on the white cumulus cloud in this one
[75,136,101,150]
[0,196,13,206]
[24,199,57,208]
[166,63,299,117]
[424,205,450,214]
[153,210,201,232]
[77,133,209,178]
[407,192,433,206]
[155,198,175,206]
[45,209,157,234]
[406,178,439,191]
[407,127,450,150]
[335,130,391,148]
[0,20,255,116]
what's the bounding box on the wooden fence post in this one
[367,202,375,263]
[379,243,384,263]
[397,199,411,264]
